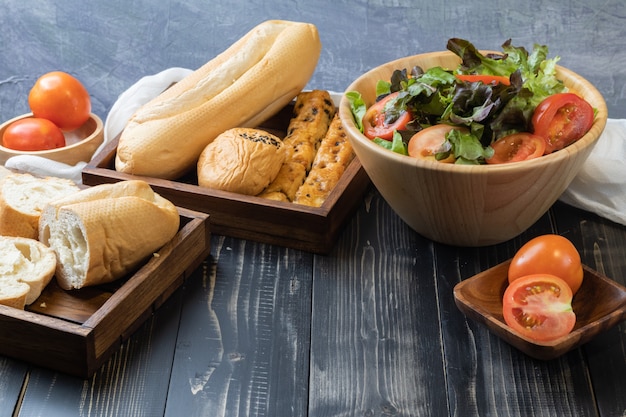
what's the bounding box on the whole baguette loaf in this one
[115,20,322,180]
[0,173,80,239]
[38,180,180,290]
[0,236,57,309]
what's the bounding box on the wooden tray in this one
[0,207,210,378]
[454,260,626,360]
[81,95,370,254]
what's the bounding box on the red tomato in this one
[28,71,91,131]
[407,124,465,162]
[486,133,546,164]
[502,273,576,342]
[508,234,583,294]
[531,93,594,154]
[2,118,66,151]
[455,74,511,86]
[362,92,413,141]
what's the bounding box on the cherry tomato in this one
[502,273,576,342]
[531,93,594,154]
[486,133,546,164]
[407,124,465,162]
[508,234,583,294]
[2,117,66,151]
[362,92,413,141]
[28,71,91,131]
[455,74,511,86]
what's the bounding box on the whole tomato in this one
[2,117,66,151]
[28,71,91,131]
[508,234,584,294]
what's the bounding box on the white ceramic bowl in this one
[339,51,608,246]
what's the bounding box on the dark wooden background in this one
[0,1,625,416]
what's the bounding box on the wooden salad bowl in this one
[339,50,608,246]
[0,112,104,166]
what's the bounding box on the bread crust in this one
[39,180,180,290]
[115,20,322,180]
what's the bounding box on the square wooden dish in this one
[81,93,370,254]
[0,207,210,378]
[453,260,626,360]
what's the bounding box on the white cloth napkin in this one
[3,67,625,227]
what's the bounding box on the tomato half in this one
[508,234,583,295]
[531,93,594,154]
[486,133,546,164]
[28,71,91,131]
[2,117,66,151]
[455,74,511,86]
[502,273,576,342]
[362,92,412,141]
[407,124,465,162]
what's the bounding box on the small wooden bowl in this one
[0,113,104,165]
[339,50,609,246]
[453,260,626,360]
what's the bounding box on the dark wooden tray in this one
[454,260,626,360]
[81,96,370,254]
[0,207,210,377]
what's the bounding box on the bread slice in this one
[0,236,57,309]
[39,180,180,290]
[0,173,80,239]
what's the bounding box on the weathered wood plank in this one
[165,235,314,417]
[309,189,448,416]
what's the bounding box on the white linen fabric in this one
[3,67,625,226]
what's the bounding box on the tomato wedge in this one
[455,74,511,86]
[407,124,465,162]
[362,92,412,141]
[532,93,594,154]
[485,132,546,164]
[502,273,576,342]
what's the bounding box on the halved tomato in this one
[485,132,546,164]
[362,92,412,141]
[407,124,465,162]
[455,74,511,86]
[531,93,594,154]
[502,273,576,342]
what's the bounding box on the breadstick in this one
[294,113,355,207]
[258,90,335,201]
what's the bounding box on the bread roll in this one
[258,90,336,201]
[115,20,322,179]
[38,180,180,290]
[0,173,80,239]
[0,236,57,309]
[197,128,285,195]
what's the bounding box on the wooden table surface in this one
[1,1,625,416]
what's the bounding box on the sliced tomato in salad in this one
[455,74,511,86]
[407,124,465,162]
[532,93,594,154]
[502,273,576,342]
[362,92,412,141]
[486,133,546,164]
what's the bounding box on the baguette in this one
[0,173,80,239]
[115,20,322,180]
[38,180,180,290]
[0,236,57,309]
[294,113,355,207]
[258,90,336,201]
